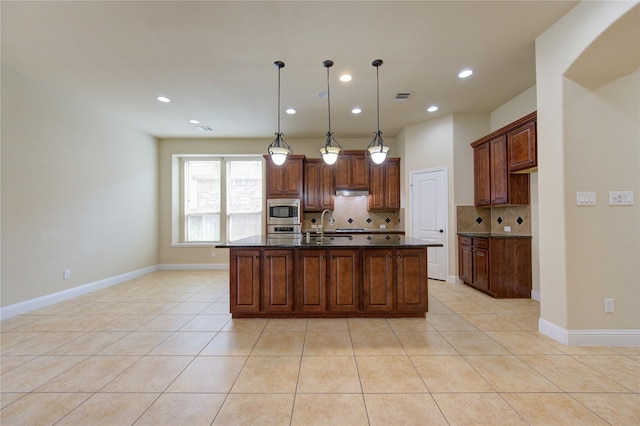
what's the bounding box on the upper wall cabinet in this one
[507,119,537,173]
[335,150,369,190]
[264,155,304,199]
[471,112,536,206]
[369,158,400,210]
[304,158,334,211]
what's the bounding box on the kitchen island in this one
[216,235,442,318]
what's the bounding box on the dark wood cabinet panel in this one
[396,248,428,312]
[369,158,400,210]
[363,248,395,312]
[230,249,261,313]
[508,120,537,172]
[261,249,294,313]
[458,235,531,298]
[489,135,509,205]
[335,151,369,190]
[297,249,327,312]
[264,155,304,198]
[328,249,361,312]
[472,113,535,206]
[303,159,334,211]
[474,142,492,206]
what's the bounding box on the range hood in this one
[336,189,369,197]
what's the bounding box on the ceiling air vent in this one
[196,126,213,132]
[394,91,413,102]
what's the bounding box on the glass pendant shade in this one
[367,132,390,165]
[320,60,342,165]
[268,134,290,165]
[365,59,389,164]
[268,61,292,165]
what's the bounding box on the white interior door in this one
[410,168,448,280]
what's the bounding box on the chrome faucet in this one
[319,209,335,239]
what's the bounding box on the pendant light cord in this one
[326,65,332,134]
[277,65,281,135]
[376,64,380,133]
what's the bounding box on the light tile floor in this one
[1,270,639,425]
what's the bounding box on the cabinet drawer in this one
[472,238,489,249]
[459,236,472,246]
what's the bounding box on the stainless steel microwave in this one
[267,198,300,225]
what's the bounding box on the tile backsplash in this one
[303,196,401,231]
[457,205,531,235]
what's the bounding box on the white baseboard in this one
[539,318,640,346]
[447,275,463,284]
[531,289,540,302]
[0,265,159,320]
[0,263,230,320]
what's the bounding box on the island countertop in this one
[215,234,443,249]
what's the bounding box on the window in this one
[181,157,262,243]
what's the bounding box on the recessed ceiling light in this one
[340,74,352,82]
[351,107,362,114]
[427,106,438,112]
[157,96,171,103]
[458,69,473,79]
[286,108,296,115]
[189,119,200,124]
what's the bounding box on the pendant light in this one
[267,60,292,166]
[365,59,389,164]
[320,60,343,165]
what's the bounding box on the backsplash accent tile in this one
[457,205,531,235]
[303,196,399,231]
[456,206,490,233]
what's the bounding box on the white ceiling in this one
[2,1,579,139]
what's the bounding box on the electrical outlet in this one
[311,224,318,229]
[504,226,511,232]
[604,298,615,313]
[63,269,71,280]
[379,224,386,229]
[211,251,216,257]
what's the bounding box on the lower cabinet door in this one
[472,249,490,292]
[262,249,294,313]
[297,250,327,312]
[363,249,395,313]
[396,248,428,312]
[230,249,261,313]
[328,249,361,312]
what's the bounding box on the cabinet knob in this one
[439,229,444,233]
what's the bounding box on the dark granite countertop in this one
[457,232,532,239]
[302,229,405,235]
[216,234,441,248]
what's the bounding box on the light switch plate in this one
[577,191,596,206]
[609,191,634,206]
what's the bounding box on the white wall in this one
[536,1,639,344]
[1,66,159,308]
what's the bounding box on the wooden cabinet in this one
[363,248,395,312]
[458,235,531,298]
[229,246,430,317]
[335,151,369,190]
[303,159,334,211]
[473,135,529,206]
[261,249,294,313]
[369,158,400,210]
[396,248,428,312]
[471,112,535,206]
[264,154,304,198]
[508,119,537,172]
[328,249,361,312]
[230,249,261,313]
[297,249,327,312]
